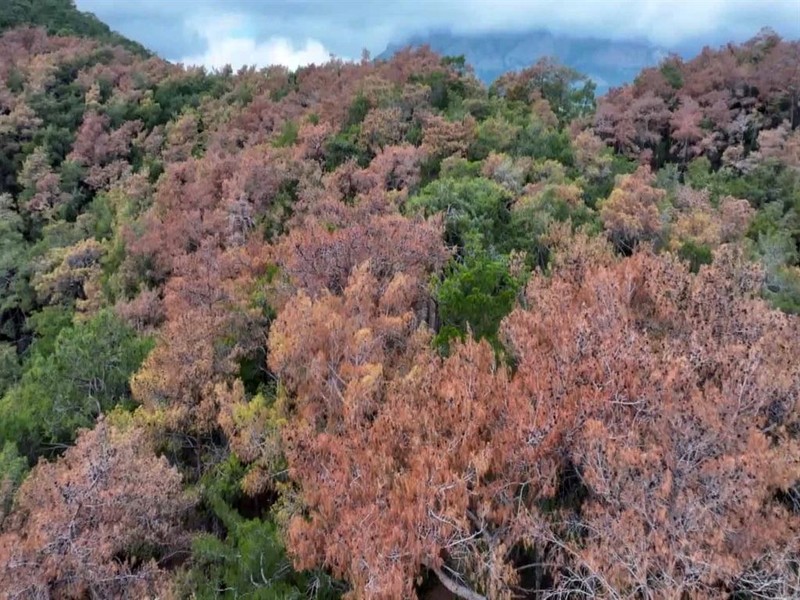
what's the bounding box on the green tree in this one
[0,441,27,522]
[0,310,152,458]
[178,457,343,599]
[407,177,513,251]
[434,248,526,353]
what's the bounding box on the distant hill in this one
[379,29,669,91]
[0,0,150,56]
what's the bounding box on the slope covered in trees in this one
[0,13,798,599]
[0,0,149,56]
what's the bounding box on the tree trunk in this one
[428,565,487,600]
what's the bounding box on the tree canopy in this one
[0,13,798,599]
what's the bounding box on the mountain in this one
[2,4,800,598]
[0,0,150,55]
[379,29,669,91]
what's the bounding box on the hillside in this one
[379,29,667,90]
[0,0,150,55]
[0,9,799,600]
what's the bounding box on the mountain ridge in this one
[379,29,670,91]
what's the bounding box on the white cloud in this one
[430,0,798,47]
[79,0,800,61]
[178,14,332,70]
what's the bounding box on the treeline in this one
[0,8,798,599]
[0,0,150,55]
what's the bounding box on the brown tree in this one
[599,166,665,251]
[0,420,193,599]
[266,236,800,599]
[670,96,703,163]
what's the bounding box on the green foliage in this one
[0,310,153,458]
[463,97,492,121]
[677,241,713,273]
[684,156,713,189]
[177,457,343,599]
[758,229,800,314]
[129,73,228,129]
[324,128,369,172]
[5,68,25,94]
[508,187,600,267]
[434,249,526,353]
[685,159,800,211]
[24,304,74,356]
[0,344,21,398]
[345,94,370,128]
[274,120,299,148]
[439,157,482,179]
[0,0,150,56]
[0,441,27,519]
[86,193,115,240]
[516,122,574,164]
[0,195,29,316]
[407,177,513,251]
[442,55,468,76]
[469,115,520,160]
[764,267,800,314]
[659,61,684,89]
[410,70,466,112]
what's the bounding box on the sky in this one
[75,0,800,70]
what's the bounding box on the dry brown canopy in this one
[504,244,800,596]
[0,421,193,599]
[266,236,800,599]
[593,33,800,163]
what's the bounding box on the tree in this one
[175,456,343,599]
[0,420,193,599]
[0,310,152,457]
[670,96,703,163]
[0,441,26,524]
[421,113,476,160]
[433,247,526,353]
[18,146,66,217]
[31,238,104,308]
[273,209,448,300]
[267,265,531,598]
[267,238,800,599]
[130,242,266,437]
[359,107,407,153]
[492,57,596,124]
[500,244,800,597]
[599,166,665,252]
[406,177,513,251]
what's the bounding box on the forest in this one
[0,1,799,598]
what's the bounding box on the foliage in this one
[0,421,193,598]
[0,310,152,457]
[177,457,344,599]
[433,247,526,353]
[407,177,513,250]
[0,440,27,522]
[0,0,150,55]
[0,15,799,600]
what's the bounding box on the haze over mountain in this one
[74,0,800,85]
[379,30,670,91]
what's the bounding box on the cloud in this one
[177,14,332,70]
[77,0,800,62]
